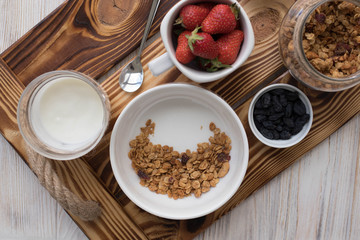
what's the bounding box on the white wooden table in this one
[1,1,359,239]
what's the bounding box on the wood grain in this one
[1,0,360,239]
[0,0,178,86]
[0,59,150,240]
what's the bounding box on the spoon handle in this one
[138,0,161,56]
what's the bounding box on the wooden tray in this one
[1,0,360,239]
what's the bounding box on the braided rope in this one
[26,146,101,221]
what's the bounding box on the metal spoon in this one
[119,0,161,92]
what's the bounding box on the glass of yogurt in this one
[17,70,110,160]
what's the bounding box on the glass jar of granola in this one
[279,0,360,92]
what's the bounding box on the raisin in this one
[217,153,230,162]
[260,128,274,139]
[255,114,267,122]
[272,130,280,140]
[293,100,306,115]
[315,13,326,23]
[254,109,266,115]
[285,102,293,117]
[137,170,150,180]
[280,130,292,140]
[285,91,299,101]
[334,43,352,56]
[255,99,263,109]
[272,95,283,112]
[181,154,190,165]
[254,119,262,130]
[262,120,276,130]
[271,88,285,95]
[279,94,288,107]
[283,117,295,128]
[291,125,303,135]
[268,112,284,121]
[262,93,271,108]
[295,114,310,126]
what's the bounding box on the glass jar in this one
[17,70,110,160]
[279,0,360,92]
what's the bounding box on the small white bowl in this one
[148,0,255,83]
[248,83,313,148]
[110,83,249,219]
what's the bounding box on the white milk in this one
[31,77,104,150]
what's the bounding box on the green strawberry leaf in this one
[198,57,231,72]
[186,26,204,52]
[230,3,240,20]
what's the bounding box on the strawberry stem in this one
[198,57,231,72]
[186,26,204,52]
[230,3,240,20]
[174,17,183,26]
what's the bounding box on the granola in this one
[303,1,360,77]
[128,120,232,199]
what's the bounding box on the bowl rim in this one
[160,0,255,83]
[248,83,313,148]
[109,83,249,219]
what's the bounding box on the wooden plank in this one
[0,0,178,86]
[0,58,149,240]
[1,0,360,239]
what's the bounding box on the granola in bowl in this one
[129,120,232,199]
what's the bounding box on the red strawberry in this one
[217,30,244,65]
[201,3,239,34]
[187,27,219,59]
[175,31,195,64]
[174,4,211,31]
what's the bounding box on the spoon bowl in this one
[119,57,143,92]
[119,0,160,92]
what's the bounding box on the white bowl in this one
[148,0,255,83]
[248,83,313,148]
[110,84,249,219]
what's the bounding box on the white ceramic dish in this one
[148,0,255,83]
[110,83,249,219]
[248,83,313,148]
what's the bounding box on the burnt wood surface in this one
[1,0,360,239]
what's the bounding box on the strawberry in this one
[175,31,195,64]
[174,4,211,31]
[201,3,239,34]
[217,30,244,65]
[187,27,219,59]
